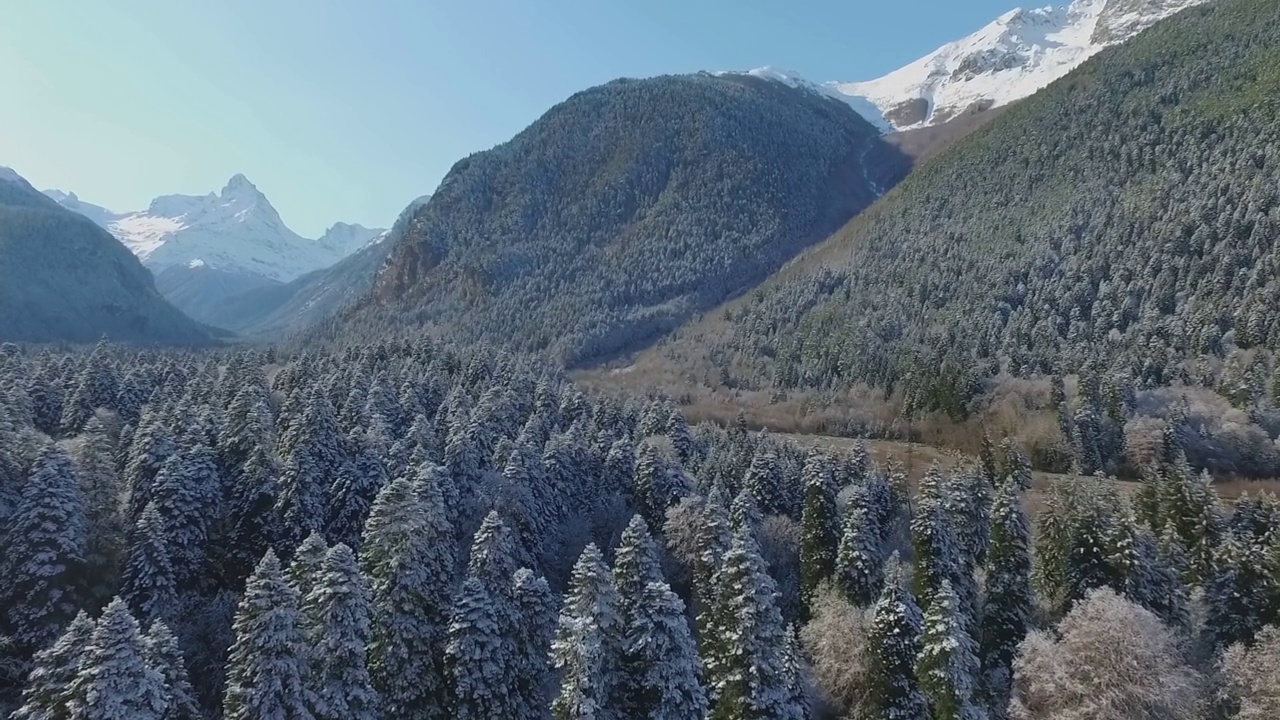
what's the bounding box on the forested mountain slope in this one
[330,73,908,364]
[0,169,212,345]
[650,0,1280,402]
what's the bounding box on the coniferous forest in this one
[2,339,1279,720]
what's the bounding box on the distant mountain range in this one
[45,176,388,332]
[726,0,1210,132]
[0,167,212,344]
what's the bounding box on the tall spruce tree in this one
[917,580,981,720]
[148,445,221,590]
[866,560,927,720]
[836,499,885,607]
[1,444,87,657]
[119,503,178,628]
[798,450,839,610]
[552,544,624,720]
[143,621,201,720]
[66,598,165,720]
[360,476,455,720]
[325,431,387,552]
[300,544,378,720]
[222,445,282,590]
[289,533,330,610]
[222,551,313,720]
[11,611,94,720]
[512,569,556,720]
[978,480,1032,719]
[73,419,126,608]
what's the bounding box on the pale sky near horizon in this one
[0,0,1013,236]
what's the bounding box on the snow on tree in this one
[1204,534,1271,649]
[360,476,456,720]
[1010,589,1202,720]
[445,576,518,720]
[222,444,282,590]
[222,551,314,720]
[781,625,810,720]
[621,571,709,720]
[667,408,695,465]
[694,486,733,637]
[147,445,221,590]
[66,598,165,720]
[512,569,556,720]
[742,445,784,516]
[119,503,178,627]
[613,516,664,626]
[60,341,117,436]
[552,543,624,720]
[467,510,518,593]
[704,528,803,720]
[0,443,87,656]
[978,480,1032,719]
[836,499,885,608]
[73,418,126,607]
[10,611,94,720]
[729,488,763,537]
[300,544,379,720]
[218,383,276,472]
[123,410,175,520]
[277,391,346,554]
[1220,624,1280,720]
[324,430,387,552]
[865,560,927,720]
[289,533,330,609]
[634,440,671,531]
[911,466,961,613]
[916,580,981,720]
[798,450,839,610]
[143,621,201,720]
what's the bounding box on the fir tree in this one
[798,450,839,610]
[553,544,624,720]
[221,445,282,590]
[978,481,1032,719]
[301,545,379,720]
[512,569,556,720]
[222,551,313,720]
[11,611,94,720]
[781,625,809,720]
[694,487,733,638]
[445,576,517,720]
[613,516,664,628]
[73,419,126,608]
[123,411,175,520]
[66,598,165,720]
[836,500,884,607]
[742,446,784,516]
[911,466,960,612]
[866,560,927,720]
[705,528,802,720]
[148,445,221,590]
[289,533,330,608]
[0,444,87,656]
[917,580,981,720]
[119,503,178,627]
[324,431,387,552]
[1205,535,1271,649]
[360,477,455,720]
[143,621,201,720]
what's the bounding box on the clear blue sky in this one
[0,0,1012,237]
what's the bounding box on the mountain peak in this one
[0,166,27,185]
[220,173,265,200]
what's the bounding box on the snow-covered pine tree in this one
[221,444,282,590]
[622,574,708,720]
[218,383,275,473]
[66,598,165,720]
[120,503,178,627]
[143,621,201,720]
[360,476,456,720]
[694,486,733,638]
[952,469,991,567]
[222,551,313,720]
[552,543,624,720]
[59,342,117,436]
[613,516,664,626]
[289,533,330,610]
[742,445,784,517]
[781,625,809,720]
[729,488,763,537]
[866,559,927,720]
[300,544,378,720]
[978,479,1032,719]
[123,410,176,520]
[917,580,981,720]
[0,444,87,657]
[836,500,884,607]
[10,611,94,720]
[799,450,839,610]
[467,510,519,593]
[634,440,669,531]
[512,569,556,720]
[667,408,695,465]
[1204,534,1271,649]
[704,528,802,720]
[73,418,126,607]
[148,445,221,590]
[324,430,387,552]
[911,466,960,612]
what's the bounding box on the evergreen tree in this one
[512,569,556,720]
[11,611,94,720]
[866,561,927,720]
[694,487,733,638]
[742,446,784,516]
[705,528,802,720]
[152,445,222,583]
[221,445,281,590]
[634,440,670,531]
[66,598,164,720]
[324,431,387,552]
[667,409,695,464]
[978,481,1032,719]
[222,551,313,720]
[917,580,981,720]
[798,450,839,610]
[122,411,175,521]
[143,621,201,720]
[552,544,624,720]
[622,575,707,720]
[289,533,330,609]
[73,419,126,608]
[836,500,884,607]
[301,545,378,720]
[911,466,960,612]
[1204,535,1271,649]
[781,625,809,720]
[613,516,664,628]
[445,576,517,720]
[119,503,178,627]
[360,477,455,720]
[0,444,87,656]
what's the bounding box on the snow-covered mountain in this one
[44,174,384,282]
[729,0,1210,132]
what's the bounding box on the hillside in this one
[331,73,909,364]
[633,0,1280,406]
[0,169,212,345]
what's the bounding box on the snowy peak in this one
[44,176,387,283]
[822,0,1210,131]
